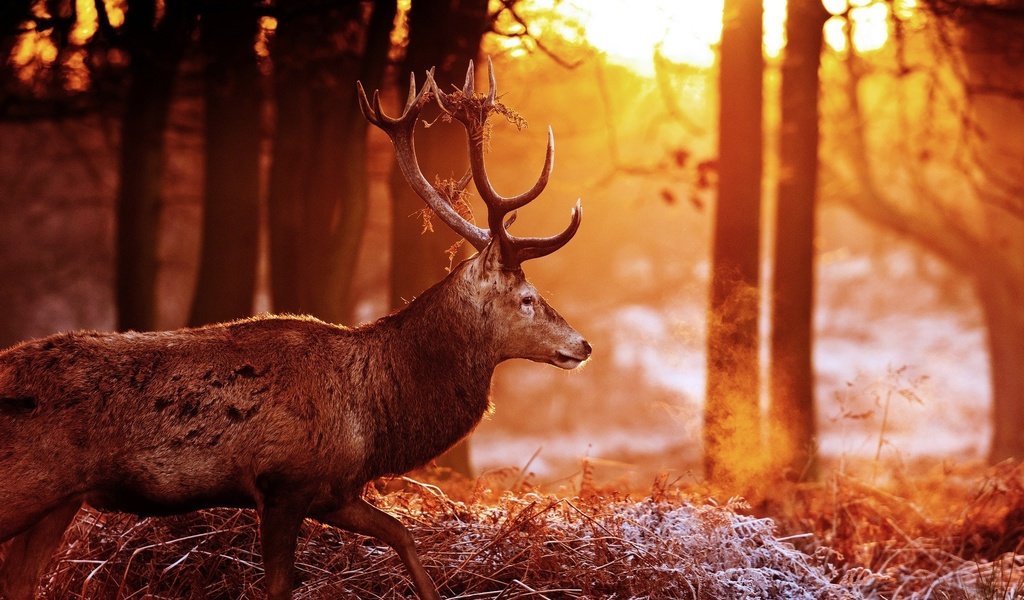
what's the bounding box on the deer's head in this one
[359,59,591,370]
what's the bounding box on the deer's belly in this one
[86,453,257,517]
[85,486,255,517]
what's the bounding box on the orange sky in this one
[494,0,909,74]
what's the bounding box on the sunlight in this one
[763,0,787,59]
[564,0,789,72]
[824,16,849,53]
[850,2,890,52]
[823,0,896,53]
[503,0,898,76]
[71,0,98,45]
[567,0,725,72]
[70,0,125,45]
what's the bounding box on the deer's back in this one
[0,316,371,515]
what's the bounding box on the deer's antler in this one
[357,70,490,250]
[437,57,581,269]
[359,59,581,267]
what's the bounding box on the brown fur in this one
[0,242,590,600]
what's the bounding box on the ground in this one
[16,460,1024,599]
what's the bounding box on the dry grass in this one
[767,461,1024,599]
[12,461,1024,599]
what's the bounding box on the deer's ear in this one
[481,239,504,272]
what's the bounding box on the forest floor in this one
[24,460,1024,599]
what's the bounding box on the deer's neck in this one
[358,278,496,478]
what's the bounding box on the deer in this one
[0,59,589,600]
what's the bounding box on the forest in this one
[2,0,1024,598]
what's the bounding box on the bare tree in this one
[704,0,765,487]
[768,0,829,481]
[954,1,1024,462]
[830,0,1024,462]
[389,0,489,476]
[116,0,193,331]
[188,1,262,326]
[267,0,396,324]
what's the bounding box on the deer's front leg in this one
[257,495,308,600]
[0,500,81,600]
[321,498,441,600]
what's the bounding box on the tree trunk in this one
[389,0,488,310]
[188,2,261,326]
[835,2,1024,463]
[979,270,1024,462]
[389,0,489,477]
[267,0,395,324]
[957,7,1024,461]
[115,0,192,332]
[704,0,764,488]
[768,0,827,482]
[266,0,393,325]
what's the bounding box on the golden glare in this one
[763,0,787,59]
[509,0,899,77]
[255,15,277,60]
[849,2,890,52]
[820,0,897,54]
[105,0,126,28]
[63,50,90,92]
[71,0,98,45]
[823,0,847,14]
[893,0,918,20]
[507,0,791,73]
[823,16,848,53]
[565,0,725,72]
[10,30,54,83]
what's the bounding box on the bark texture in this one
[115,0,193,332]
[189,1,262,326]
[389,0,489,476]
[768,0,828,481]
[267,0,395,324]
[704,0,765,487]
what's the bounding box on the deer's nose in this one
[581,340,593,358]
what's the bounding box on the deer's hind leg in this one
[320,498,441,600]
[0,500,80,600]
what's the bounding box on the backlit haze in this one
[0,0,992,489]
[495,0,904,73]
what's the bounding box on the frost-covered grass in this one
[31,490,856,599]
[19,461,1024,599]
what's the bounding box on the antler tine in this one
[465,56,496,105]
[357,70,435,131]
[371,89,390,123]
[471,125,555,223]
[403,71,418,112]
[357,70,491,251]
[486,55,497,105]
[509,199,582,263]
[356,81,378,126]
[463,60,475,97]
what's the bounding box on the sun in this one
[492,0,902,77]
[492,0,787,74]
[570,0,729,72]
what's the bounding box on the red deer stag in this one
[0,60,589,600]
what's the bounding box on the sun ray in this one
[493,0,898,76]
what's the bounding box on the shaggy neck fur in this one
[350,262,496,479]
